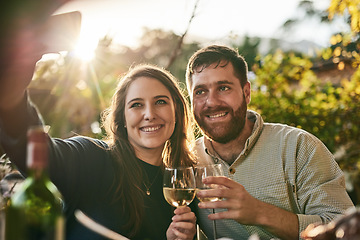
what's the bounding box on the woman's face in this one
[124,77,176,156]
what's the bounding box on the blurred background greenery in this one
[1,0,360,203]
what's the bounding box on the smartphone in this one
[40,11,82,53]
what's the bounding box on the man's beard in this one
[195,96,247,144]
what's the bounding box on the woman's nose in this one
[144,106,156,121]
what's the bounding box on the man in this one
[186,45,354,240]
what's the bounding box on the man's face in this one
[190,62,250,143]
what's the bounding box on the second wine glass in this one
[163,166,196,208]
[195,163,224,202]
[195,163,224,240]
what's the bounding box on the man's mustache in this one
[199,107,232,116]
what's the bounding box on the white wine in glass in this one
[195,163,224,202]
[163,167,196,208]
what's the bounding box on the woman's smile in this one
[140,124,163,133]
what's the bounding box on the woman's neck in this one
[134,148,163,166]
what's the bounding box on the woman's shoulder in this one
[53,135,108,147]
[50,136,110,158]
[68,136,109,148]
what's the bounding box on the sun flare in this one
[73,34,98,62]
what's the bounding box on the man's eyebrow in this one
[217,80,234,85]
[193,84,206,91]
[193,80,234,90]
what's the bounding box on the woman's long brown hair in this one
[102,64,196,236]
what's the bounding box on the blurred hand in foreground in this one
[301,207,360,240]
[0,0,70,110]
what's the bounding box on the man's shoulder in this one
[263,122,308,135]
[263,122,321,145]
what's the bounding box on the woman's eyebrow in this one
[127,95,171,106]
[127,97,143,106]
[154,95,170,100]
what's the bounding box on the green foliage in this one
[231,35,261,70]
[328,0,360,34]
[250,50,360,174]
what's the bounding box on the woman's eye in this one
[156,99,167,105]
[130,102,142,108]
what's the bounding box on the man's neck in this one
[211,119,254,165]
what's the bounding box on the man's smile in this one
[207,112,228,119]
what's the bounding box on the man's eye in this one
[195,90,204,95]
[156,99,167,105]
[130,102,142,108]
[219,86,229,91]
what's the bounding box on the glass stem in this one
[212,208,217,240]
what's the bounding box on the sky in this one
[54,0,349,55]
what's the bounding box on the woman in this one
[0,13,197,238]
[100,64,197,239]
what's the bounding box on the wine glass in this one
[195,163,224,240]
[163,166,196,208]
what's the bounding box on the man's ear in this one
[244,82,251,104]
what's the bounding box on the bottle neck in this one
[28,166,50,181]
[27,140,48,180]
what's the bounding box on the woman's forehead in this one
[126,77,172,100]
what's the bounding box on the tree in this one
[231,35,261,71]
[328,0,360,34]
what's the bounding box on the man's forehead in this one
[193,60,229,73]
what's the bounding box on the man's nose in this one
[205,91,221,107]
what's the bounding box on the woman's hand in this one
[166,206,196,240]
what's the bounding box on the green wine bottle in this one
[5,126,65,240]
